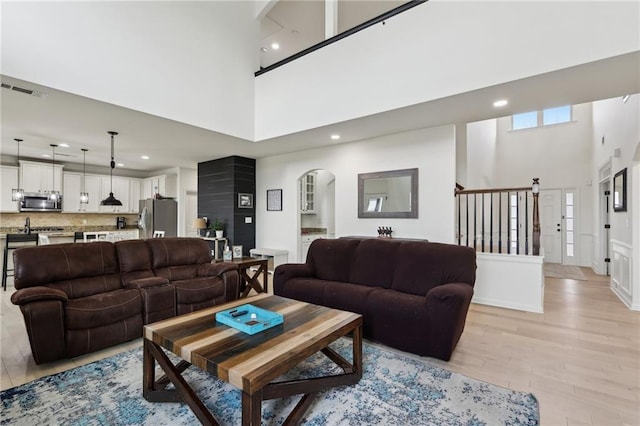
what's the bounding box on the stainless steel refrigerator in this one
[138,199,177,239]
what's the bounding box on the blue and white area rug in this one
[1,339,538,425]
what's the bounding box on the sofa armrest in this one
[11,287,68,364]
[125,277,170,290]
[425,282,474,361]
[273,263,315,295]
[11,286,69,306]
[197,262,239,277]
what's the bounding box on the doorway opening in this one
[297,169,335,262]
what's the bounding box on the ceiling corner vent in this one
[1,82,48,98]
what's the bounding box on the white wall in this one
[256,125,456,262]
[592,96,639,245]
[1,2,257,140]
[255,1,640,140]
[591,95,639,309]
[466,119,498,189]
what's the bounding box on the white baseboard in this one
[471,296,544,314]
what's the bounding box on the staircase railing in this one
[455,179,540,256]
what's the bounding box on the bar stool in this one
[73,231,84,242]
[152,230,165,238]
[3,233,39,291]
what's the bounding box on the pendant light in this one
[80,148,89,204]
[49,144,60,201]
[100,131,122,206]
[11,138,24,201]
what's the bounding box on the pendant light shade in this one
[11,138,24,201]
[80,148,89,204]
[100,131,122,206]
[49,144,60,201]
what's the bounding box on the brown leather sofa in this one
[274,238,476,361]
[11,238,239,364]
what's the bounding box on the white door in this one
[540,189,562,263]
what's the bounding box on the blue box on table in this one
[215,304,284,335]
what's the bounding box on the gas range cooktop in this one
[30,227,65,232]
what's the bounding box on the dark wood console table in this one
[217,257,268,298]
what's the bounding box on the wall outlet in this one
[245,217,252,224]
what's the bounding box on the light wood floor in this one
[1,267,639,425]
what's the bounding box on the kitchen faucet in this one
[24,217,30,234]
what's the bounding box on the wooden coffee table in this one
[143,294,363,425]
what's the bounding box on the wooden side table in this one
[217,256,268,298]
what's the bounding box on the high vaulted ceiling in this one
[1,1,638,173]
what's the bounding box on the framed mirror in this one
[613,168,627,212]
[358,168,418,218]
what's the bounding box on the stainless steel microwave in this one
[19,193,63,212]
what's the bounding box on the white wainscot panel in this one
[473,252,545,313]
[611,239,633,308]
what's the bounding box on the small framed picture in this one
[232,245,243,258]
[238,193,253,209]
[267,189,282,211]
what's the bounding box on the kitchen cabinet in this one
[84,175,103,212]
[20,161,63,194]
[141,175,166,200]
[129,178,140,214]
[301,234,325,262]
[299,172,316,214]
[62,172,82,212]
[0,166,19,212]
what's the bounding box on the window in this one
[565,191,575,259]
[512,111,538,130]
[511,105,572,130]
[543,105,571,125]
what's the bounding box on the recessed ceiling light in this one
[271,42,280,50]
[260,47,267,53]
[41,154,51,158]
[493,99,508,107]
[116,163,124,167]
[330,134,340,140]
[141,155,149,160]
[622,95,631,103]
[59,143,70,148]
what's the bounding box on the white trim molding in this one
[610,239,633,309]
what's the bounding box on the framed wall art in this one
[238,193,253,209]
[267,189,283,211]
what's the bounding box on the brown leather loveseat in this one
[274,238,476,361]
[11,238,239,364]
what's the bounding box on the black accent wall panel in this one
[198,156,255,256]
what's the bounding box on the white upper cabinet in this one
[62,172,82,212]
[84,175,103,213]
[0,166,19,212]
[141,175,167,200]
[129,178,140,213]
[20,161,63,194]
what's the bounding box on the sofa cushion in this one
[321,281,379,315]
[308,238,360,283]
[172,276,225,305]
[65,289,142,329]
[146,238,211,269]
[349,239,400,288]
[14,242,121,297]
[391,242,476,296]
[115,240,155,285]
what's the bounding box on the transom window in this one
[512,105,572,130]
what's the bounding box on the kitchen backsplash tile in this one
[0,212,138,233]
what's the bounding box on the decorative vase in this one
[215,230,224,238]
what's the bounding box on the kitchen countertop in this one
[300,227,327,235]
[0,226,139,238]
